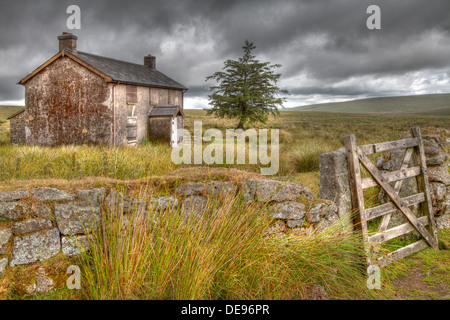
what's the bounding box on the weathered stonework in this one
[35,268,55,293]
[243,179,315,203]
[319,148,352,219]
[428,166,450,185]
[0,228,12,254]
[10,228,61,267]
[272,202,306,220]
[54,203,101,235]
[436,213,450,229]
[272,182,315,202]
[246,179,283,202]
[9,110,26,144]
[153,196,179,211]
[0,258,7,277]
[206,181,237,198]
[0,190,29,202]
[22,57,112,146]
[61,235,91,257]
[30,204,53,219]
[114,84,184,146]
[306,202,339,225]
[0,202,28,220]
[13,33,186,147]
[0,180,343,286]
[77,188,106,206]
[11,219,53,236]
[176,182,206,196]
[31,187,75,202]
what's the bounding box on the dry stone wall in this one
[0,179,340,282]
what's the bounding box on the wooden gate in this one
[344,126,439,267]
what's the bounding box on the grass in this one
[0,106,449,300]
[290,93,450,115]
[0,106,24,121]
[1,190,389,300]
[76,189,381,300]
[381,229,450,299]
[0,252,83,300]
[1,110,448,193]
[0,142,176,181]
[184,110,449,178]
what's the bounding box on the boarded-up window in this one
[168,90,181,105]
[150,87,159,105]
[126,85,137,104]
[159,89,169,104]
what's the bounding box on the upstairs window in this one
[126,85,137,104]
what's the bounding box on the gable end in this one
[18,50,113,85]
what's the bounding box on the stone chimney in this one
[144,54,156,69]
[58,32,77,51]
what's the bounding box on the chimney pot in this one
[144,54,156,69]
[58,32,77,52]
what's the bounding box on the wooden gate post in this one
[344,134,371,264]
[410,126,439,245]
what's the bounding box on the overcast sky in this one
[1,0,450,108]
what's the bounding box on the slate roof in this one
[149,105,184,117]
[6,108,25,119]
[64,49,187,90]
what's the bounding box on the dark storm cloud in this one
[0,76,24,101]
[185,85,210,97]
[288,86,380,97]
[1,0,450,107]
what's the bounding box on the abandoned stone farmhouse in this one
[9,33,187,147]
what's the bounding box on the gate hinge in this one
[422,168,427,174]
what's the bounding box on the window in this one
[126,85,137,104]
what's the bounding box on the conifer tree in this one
[206,40,288,129]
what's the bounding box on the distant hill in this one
[0,106,25,121]
[288,94,450,115]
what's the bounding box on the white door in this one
[177,116,184,144]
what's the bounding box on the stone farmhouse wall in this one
[0,178,340,291]
[9,111,26,145]
[112,84,183,145]
[14,57,184,147]
[320,129,450,230]
[23,57,112,146]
